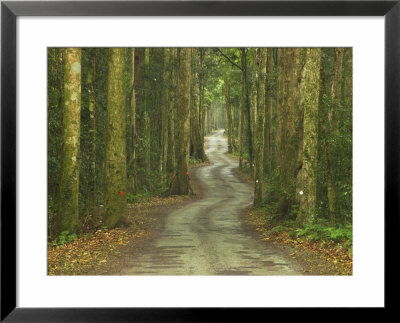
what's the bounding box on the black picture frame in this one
[1,1,398,321]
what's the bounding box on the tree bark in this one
[56,48,81,235]
[144,48,151,189]
[86,53,96,213]
[327,48,344,225]
[276,48,306,218]
[254,48,267,206]
[190,49,206,161]
[242,48,253,171]
[171,48,191,195]
[128,48,137,195]
[264,48,274,175]
[297,48,322,225]
[161,48,170,191]
[104,48,128,228]
[223,77,233,154]
[167,48,177,185]
[239,49,247,169]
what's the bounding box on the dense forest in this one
[48,47,352,246]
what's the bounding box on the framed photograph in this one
[1,0,398,321]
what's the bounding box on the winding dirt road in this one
[119,130,302,275]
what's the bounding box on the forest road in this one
[119,129,302,275]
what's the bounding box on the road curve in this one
[119,129,302,275]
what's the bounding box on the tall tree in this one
[167,48,177,185]
[199,48,206,144]
[223,76,233,153]
[104,48,128,228]
[56,48,81,235]
[326,48,344,225]
[86,51,96,213]
[190,49,207,161]
[276,48,306,217]
[128,48,137,195]
[264,48,274,175]
[171,48,191,195]
[296,48,322,225]
[238,48,253,170]
[144,48,151,189]
[239,49,247,168]
[161,48,170,191]
[254,48,267,206]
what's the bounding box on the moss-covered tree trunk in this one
[254,48,267,206]
[276,48,306,218]
[223,77,233,154]
[242,48,253,171]
[171,48,191,195]
[296,48,322,225]
[190,49,206,161]
[213,103,217,129]
[199,48,206,145]
[167,48,177,185]
[341,47,353,224]
[251,50,258,173]
[239,49,247,169]
[104,48,128,228]
[86,54,96,213]
[144,48,151,189]
[128,48,137,195]
[161,48,170,191]
[264,48,274,175]
[56,48,81,235]
[327,48,344,225]
[316,49,330,219]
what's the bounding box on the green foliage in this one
[126,192,150,204]
[53,230,78,246]
[319,93,352,224]
[261,169,282,220]
[295,219,352,243]
[189,156,203,165]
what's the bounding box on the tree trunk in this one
[104,48,128,228]
[242,49,253,171]
[161,48,170,191]
[56,48,81,235]
[144,48,151,189]
[264,48,274,175]
[254,48,267,206]
[190,49,206,161]
[327,48,344,225]
[128,48,137,195]
[276,48,306,218]
[297,48,322,225]
[199,48,206,145]
[223,77,233,154]
[86,53,96,213]
[167,48,177,185]
[171,48,191,195]
[239,49,246,169]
